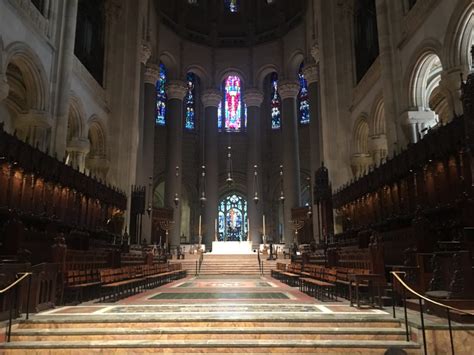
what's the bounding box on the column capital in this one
[0,76,9,101]
[279,80,300,100]
[66,137,90,154]
[166,80,187,100]
[144,63,160,85]
[244,88,264,107]
[140,42,152,65]
[201,89,222,107]
[303,64,319,85]
[310,45,320,64]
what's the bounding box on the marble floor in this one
[39,275,389,319]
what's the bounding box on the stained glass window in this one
[298,62,310,125]
[225,0,239,13]
[184,72,196,130]
[271,72,281,129]
[218,194,248,241]
[156,63,167,126]
[220,75,243,132]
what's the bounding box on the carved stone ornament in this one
[201,89,222,107]
[243,88,264,107]
[144,64,160,85]
[303,64,319,85]
[140,42,152,65]
[278,80,300,100]
[166,80,188,100]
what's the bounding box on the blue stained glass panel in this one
[156,63,167,126]
[218,194,248,241]
[298,63,310,125]
[271,72,281,129]
[185,72,196,130]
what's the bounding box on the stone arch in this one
[67,95,87,142]
[217,68,248,88]
[3,41,49,111]
[369,97,388,165]
[370,95,386,136]
[85,116,108,180]
[286,50,305,79]
[185,64,210,89]
[351,116,372,177]
[408,48,444,110]
[159,51,178,80]
[255,63,280,91]
[444,0,474,72]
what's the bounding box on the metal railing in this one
[1,272,33,342]
[257,250,263,276]
[390,271,474,355]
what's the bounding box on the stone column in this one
[304,61,322,244]
[201,89,221,251]
[51,0,79,159]
[375,0,400,154]
[279,80,301,246]
[66,137,90,171]
[369,134,388,166]
[164,80,187,249]
[439,69,464,118]
[135,42,152,186]
[244,89,264,249]
[400,110,437,144]
[141,62,159,244]
[350,153,373,178]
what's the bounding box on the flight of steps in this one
[1,316,420,353]
[171,253,289,276]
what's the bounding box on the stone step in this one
[0,339,421,353]
[10,326,406,342]
[18,319,402,329]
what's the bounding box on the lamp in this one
[226,146,234,185]
[253,164,259,204]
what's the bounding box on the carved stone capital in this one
[310,45,320,64]
[201,89,222,107]
[279,80,300,100]
[0,76,9,101]
[67,137,90,154]
[303,64,319,85]
[350,153,373,177]
[140,42,152,65]
[243,88,264,107]
[144,64,160,85]
[166,80,187,100]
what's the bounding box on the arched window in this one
[184,72,196,130]
[218,75,246,132]
[225,0,239,13]
[218,194,248,241]
[271,72,281,129]
[354,0,379,82]
[156,63,167,126]
[298,63,310,125]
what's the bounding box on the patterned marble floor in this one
[38,275,389,318]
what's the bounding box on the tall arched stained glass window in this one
[271,72,281,129]
[184,72,196,130]
[218,193,248,241]
[298,62,310,125]
[156,63,167,126]
[225,0,239,13]
[219,75,244,132]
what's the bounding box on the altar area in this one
[211,241,253,254]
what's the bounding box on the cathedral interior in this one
[0,0,474,353]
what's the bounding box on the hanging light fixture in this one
[279,164,285,203]
[253,164,259,204]
[199,165,207,205]
[174,166,180,207]
[306,176,312,217]
[226,146,234,185]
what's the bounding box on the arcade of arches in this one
[1,0,474,353]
